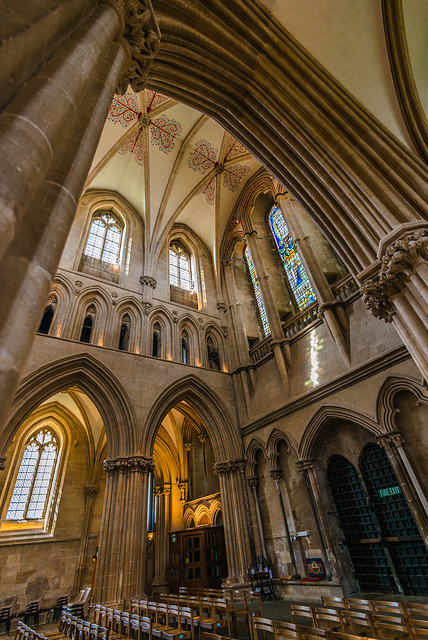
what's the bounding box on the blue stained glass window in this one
[245,247,270,337]
[269,206,316,310]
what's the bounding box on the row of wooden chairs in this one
[288,604,428,640]
[15,622,48,640]
[320,597,428,619]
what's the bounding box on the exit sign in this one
[378,485,402,498]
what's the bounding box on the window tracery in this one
[245,246,270,337]
[169,243,193,291]
[6,429,58,522]
[269,206,316,310]
[84,213,122,265]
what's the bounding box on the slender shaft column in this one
[247,477,267,558]
[73,484,100,594]
[276,193,350,364]
[270,469,301,580]
[222,259,251,368]
[94,456,154,603]
[152,486,170,590]
[377,432,428,548]
[238,463,255,557]
[0,30,128,442]
[296,461,333,578]
[214,461,252,586]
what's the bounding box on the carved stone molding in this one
[116,0,161,94]
[213,459,245,476]
[183,442,192,452]
[0,457,6,471]
[84,484,100,499]
[103,455,155,475]
[376,431,404,450]
[275,192,294,204]
[360,227,428,321]
[140,275,157,289]
[198,434,207,444]
[296,459,316,473]
[270,469,283,483]
[247,476,259,489]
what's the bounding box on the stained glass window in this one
[245,247,270,337]
[84,213,122,265]
[269,206,316,310]
[169,244,193,291]
[6,429,58,521]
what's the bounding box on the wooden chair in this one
[0,595,18,634]
[372,613,412,639]
[202,633,238,640]
[345,600,373,614]
[67,589,92,620]
[404,603,428,620]
[290,606,315,626]
[152,603,173,639]
[329,633,378,640]
[298,627,329,640]
[371,601,406,618]
[339,610,376,637]
[321,597,346,611]
[197,599,228,639]
[252,616,276,640]
[408,616,428,638]
[162,606,194,640]
[229,591,261,640]
[54,589,72,623]
[273,620,300,640]
[23,592,45,628]
[312,608,342,632]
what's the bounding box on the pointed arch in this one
[143,375,241,462]
[266,428,298,467]
[4,354,137,460]
[376,375,428,433]
[245,437,267,477]
[299,406,381,460]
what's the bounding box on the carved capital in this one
[214,459,245,476]
[376,431,404,450]
[198,434,207,444]
[143,302,153,315]
[140,275,157,289]
[178,483,187,503]
[183,442,193,452]
[275,192,294,205]
[296,459,316,473]
[0,457,6,471]
[360,226,428,322]
[103,455,155,475]
[84,484,100,499]
[116,0,161,94]
[270,469,283,483]
[217,302,226,313]
[247,476,259,489]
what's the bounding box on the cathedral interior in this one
[1,0,428,614]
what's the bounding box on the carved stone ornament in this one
[116,0,161,94]
[247,476,259,489]
[376,431,404,450]
[0,457,6,471]
[140,275,157,289]
[143,302,153,315]
[213,459,245,476]
[361,228,428,322]
[296,459,316,473]
[183,442,193,452]
[84,484,100,499]
[74,280,83,296]
[103,455,155,475]
[270,469,283,483]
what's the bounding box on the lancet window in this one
[84,212,123,265]
[6,429,59,522]
[269,206,316,310]
[169,243,193,291]
[245,246,270,337]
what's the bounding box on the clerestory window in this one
[84,213,122,265]
[5,429,59,522]
[169,243,192,291]
[269,206,316,311]
[245,246,270,337]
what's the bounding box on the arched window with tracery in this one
[5,429,59,522]
[38,294,58,335]
[207,335,220,370]
[169,242,198,308]
[245,246,270,337]
[269,206,316,310]
[81,212,123,283]
[80,305,96,343]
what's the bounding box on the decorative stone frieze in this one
[115,0,161,94]
[103,455,155,475]
[361,227,428,322]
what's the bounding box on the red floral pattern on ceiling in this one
[146,90,170,113]
[223,163,251,192]
[150,115,182,154]
[118,128,144,166]
[108,90,141,127]
[198,176,217,206]
[224,137,247,161]
[188,140,218,174]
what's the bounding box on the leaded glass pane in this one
[269,206,316,311]
[84,218,106,259]
[170,244,192,290]
[102,224,122,264]
[245,247,270,337]
[169,249,179,287]
[6,442,39,520]
[179,253,191,290]
[26,443,57,519]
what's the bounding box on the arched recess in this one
[299,406,382,460]
[376,375,428,433]
[266,428,299,468]
[150,4,428,275]
[3,354,137,461]
[143,375,242,463]
[245,438,267,477]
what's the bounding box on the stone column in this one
[276,193,350,364]
[244,232,289,389]
[73,484,100,594]
[296,460,333,579]
[377,431,428,548]
[214,461,252,586]
[94,456,154,603]
[247,477,267,559]
[140,276,157,316]
[238,463,255,557]
[270,469,301,580]
[360,223,428,382]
